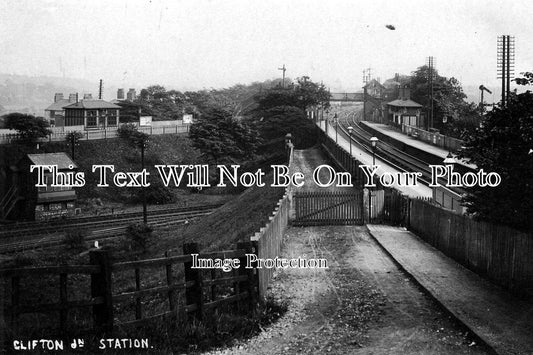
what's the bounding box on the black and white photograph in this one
[0,0,532,354]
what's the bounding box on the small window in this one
[87,110,98,127]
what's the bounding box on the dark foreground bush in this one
[77,297,287,354]
[63,229,87,250]
[125,222,153,251]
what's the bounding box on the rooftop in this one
[387,99,423,108]
[27,152,77,170]
[63,100,121,110]
[45,99,72,111]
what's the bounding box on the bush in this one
[9,252,36,268]
[63,229,87,250]
[126,222,153,251]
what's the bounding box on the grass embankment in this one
[3,170,287,353]
[163,173,285,252]
[45,134,218,208]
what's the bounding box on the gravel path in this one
[206,225,488,354]
[205,147,489,354]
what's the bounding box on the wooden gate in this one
[294,190,363,226]
[369,188,409,226]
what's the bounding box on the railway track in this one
[0,205,221,254]
[334,108,466,195]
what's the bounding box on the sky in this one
[1,0,532,93]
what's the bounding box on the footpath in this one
[367,225,533,355]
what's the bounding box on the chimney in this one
[54,93,64,103]
[127,88,136,101]
[69,93,77,103]
[83,93,93,100]
[402,85,410,100]
[117,88,125,100]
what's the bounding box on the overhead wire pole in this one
[426,56,435,130]
[497,35,515,106]
[362,68,372,122]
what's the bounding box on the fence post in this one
[405,197,411,229]
[90,249,113,333]
[183,243,203,320]
[237,242,257,310]
[250,240,260,302]
[10,276,20,334]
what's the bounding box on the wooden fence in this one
[293,190,363,226]
[250,194,291,299]
[319,130,364,186]
[369,188,409,226]
[409,198,533,297]
[0,124,190,144]
[248,143,294,299]
[1,242,258,337]
[401,124,464,152]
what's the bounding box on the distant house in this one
[364,79,386,100]
[5,153,78,221]
[386,85,423,127]
[363,79,387,122]
[64,100,121,129]
[44,93,79,126]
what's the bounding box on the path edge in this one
[365,225,500,355]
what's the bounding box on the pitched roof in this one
[45,99,72,111]
[364,79,385,89]
[63,100,121,110]
[27,153,77,169]
[387,99,423,108]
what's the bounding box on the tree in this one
[253,77,330,112]
[117,123,149,147]
[248,77,326,156]
[4,113,51,144]
[460,78,533,230]
[252,105,317,152]
[116,101,152,123]
[409,66,480,137]
[189,107,259,164]
[136,85,185,121]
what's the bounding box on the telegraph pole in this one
[497,35,515,106]
[362,68,372,122]
[278,65,286,88]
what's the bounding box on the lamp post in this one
[369,137,379,222]
[285,133,293,162]
[370,137,379,166]
[325,109,330,134]
[334,113,338,143]
[140,138,149,224]
[347,126,353,156]
[443,151,455,165]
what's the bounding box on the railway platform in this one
[367,224,533,355]
[361,121,476,169]
[318,120,433,199]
